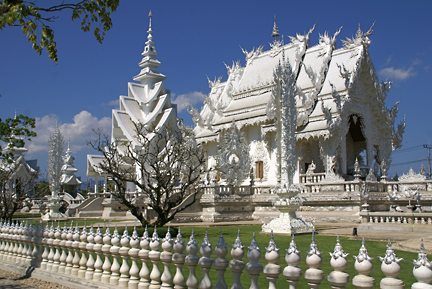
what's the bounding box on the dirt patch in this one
[0,269,73,289]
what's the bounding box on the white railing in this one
[299,173,326,184]
[360,212,432,225]
[0,221,431,288]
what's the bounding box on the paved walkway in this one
[317,222,432,253]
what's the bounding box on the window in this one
[255,161,264,179]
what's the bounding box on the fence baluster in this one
[138,226,151,289]
[58,225,68,274]
[230,230,244,289]
[185,230,199,289]
[71,226,81,276]
[119,227,131,288]
[214,233,228,289]
[109,227,121,285]
[379,240,404,289]
[92,227,104,281]
[172,228,186,289]
[52,224,62,272]
[129,227,141,289]
[352,238,374,289]
[85,226,96,280]
[65,225,74,275]
[161,229,174,289]
[77,226,88,278]
[412,239,432,289]
[149,228,161,289]
[101,227,112,284]
[328,236,349,289]
[263,231,280,289]
[46,224,55,272]
[247,232,262,289]
[199,230,213,289]
[283,234,301,289]
[305,229,323,289]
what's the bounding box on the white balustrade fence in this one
[0,221,431,289]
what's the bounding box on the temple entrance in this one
[346,114,367,175]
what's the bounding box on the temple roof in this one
[194,25,374,142]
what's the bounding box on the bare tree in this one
[89,121,205,227]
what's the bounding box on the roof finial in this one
[148,10,153,33]
[141,10,157,63]
[272,15,280,41]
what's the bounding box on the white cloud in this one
[28,111,111,154]
[172,91,206,112]
[379,66,414,81]
[105,98,119,108]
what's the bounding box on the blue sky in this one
[1,0,431,180]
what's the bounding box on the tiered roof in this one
[111,11,176,147]
[193,24,378,143]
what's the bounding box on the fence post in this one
[305,230,323,289]
[230,230,244,289]
[199,230,213,289]
[283,234,301,289]
[379,240,404,289]
[172,228,186,289]
[214,233,228,289]
[185,230,199,289]
[328,236,349,288]
[263,232,280,289]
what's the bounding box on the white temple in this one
[81,15,418,224]
[192,21,405,187]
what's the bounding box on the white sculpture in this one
[262,57,312,235]
[42,127,67,220]
[216,123,250,186]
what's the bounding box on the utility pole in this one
[424,144,432,179]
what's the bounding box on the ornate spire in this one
[272,16,280,41]
[134,10,165,83]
